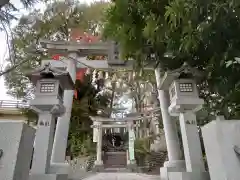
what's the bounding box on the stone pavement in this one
[76,172,160,180]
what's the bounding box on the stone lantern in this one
[28,63,73,114]
[159,62,209,180]
[160,62,204,116]
[27,63,74,180]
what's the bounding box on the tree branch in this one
[0,58,29,76]
[0,0,9,9]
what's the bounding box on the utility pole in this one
[0,0,9,9]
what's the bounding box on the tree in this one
[0,0,9,9]
[4,1,110,157]
[5,0,109,99]
[0,0,43,74]
[1,0,43,23]
[103,0,240,121]
[0,0,38,23]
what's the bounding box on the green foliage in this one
[103,0,240,121]
[103,0,147,60]
[134,137,151,155]
[68,75,110,157]
[134,137,152,166]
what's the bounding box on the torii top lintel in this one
[40,39,113,56]
[90,114,153,123]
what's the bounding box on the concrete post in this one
[31,113,55,174]
[155,68,185,179]
[51,52,77,164]
[167,111,209,180]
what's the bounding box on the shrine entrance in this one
[103,130,127,152]
[91,116,137,171]
[102,130,127,168]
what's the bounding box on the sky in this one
[0,0,31,100]
[0,0,94,100]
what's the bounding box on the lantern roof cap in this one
[159,62,203,90]
[26,62,74,90]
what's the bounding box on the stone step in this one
[103,152,127,168]
[68,171,97,180]
[103,168,130,172]
[75,172,161,180]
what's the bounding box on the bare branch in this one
[0,58,29,76]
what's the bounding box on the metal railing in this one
[0,100,30,109]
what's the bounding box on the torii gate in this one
[40,37,184,177]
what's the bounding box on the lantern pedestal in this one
[166,112,210,180]
[31,113,56,174]
[179,112,205,171]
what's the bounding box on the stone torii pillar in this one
[51,52,77,170]
[155,67,185,180]
[95,121,103,165]
[92,121,104,172]
[127,120,137,171]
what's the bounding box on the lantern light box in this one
[26,63,74,113]
[159,62,204,116]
